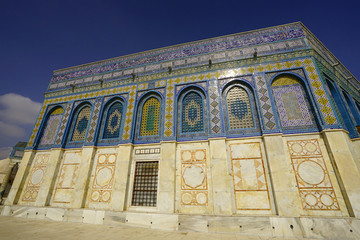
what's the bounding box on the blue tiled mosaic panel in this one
[140,97,160,136]
[103,102,123,139]
[39,108,63,145]
[182,92,204,133]
[272,84,314,129]
[71,106,91,142]
[226,87,254,129]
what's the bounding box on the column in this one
[209,138,233,215]
[111,144,133,211]
[71,146,96,208]
[322,130,360,218]
[157,141,176,213]
[35,149,64,206]
[4,150,36,205]
[263,134,302,216]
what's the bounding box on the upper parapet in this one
[46,22,359,94]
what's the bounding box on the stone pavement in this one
[0,216,322,240]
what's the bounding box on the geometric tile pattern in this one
[140,97,160,136]
[71,106,91,142]
[226,86,254,129]
[181,149,208,206]
[50,24,304,84]
[287,139,340,210]
[300,59,337,125]
[52,151,81,205]
[122,85,137,140]
[28,103,47,147]
[22,153,50,202]
[54,103,73,145]
[229,142,270,210]
[102,102,123,139]
[87,98,102,142]
[90,153,117,203]
[208,82,222,134]
[272,84,314,128]
[30,57,340,146]
[254,74,277,130]
[164,80,175,137]
[39,107,63,145]
[182,92,204,133]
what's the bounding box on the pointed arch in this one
[222,80,261,136]
[133,92,163,142]
[69,104,92,142]
[102,100,124,139]
[271,74,318,131]
[226,86,254,129]
[181,91,204,133]
[38,106,64,146]
[176,86,208,139]
[325,79,358,137]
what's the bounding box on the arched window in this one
[271,75,317,130]
[325,80,358,138]
[342,91,360,126]
[102,102,123,139]
[139,97,160,137]
[181,92,204,133]
[39,107,63,146]
[226,86,254,129]
[70,106,92,142]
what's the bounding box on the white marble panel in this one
[151,214,178,231]
[301,217,360,240]
[45,208,65,221]
[270,217,303,238]
[178,215,208,232]
[125,212,152,228]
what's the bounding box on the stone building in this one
[0,142,26,204]
[2,22,360,239]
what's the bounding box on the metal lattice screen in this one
[132,161,159,206]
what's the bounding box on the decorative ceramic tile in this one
[102,102,123,139]
[254,74,277,130]
[87,98,103,142]
[71,106,91,142]
[140,97,160,136]
[39,107,63,145]
[122,86,137,140]
[164,80,175,137]
[272,84,314,128]
[181,92,204,133]
[208,82,222,134]
[55,103,73,145]
[50,24,304,85]
[287,139,339,210]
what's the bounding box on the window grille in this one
[226,86,254,129]
[140,97,160,136]
[71,106,91,142]
[132,161,158,207]
[181,92,204,133]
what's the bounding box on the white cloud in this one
[0,93,42,125]
[0,121,26,138]
[0,93,42,144]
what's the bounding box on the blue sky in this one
[0,0,359,148]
